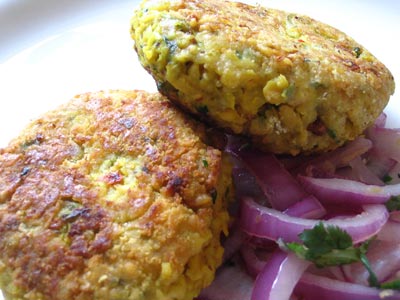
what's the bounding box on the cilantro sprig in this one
[283,222,384,288]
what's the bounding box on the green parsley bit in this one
[327,128,337,140]
[286,222,356,268]
[381,280,400,290]
[162,36,178,55]
[202,159,209,167]
[383,174,393,183]
[235,50,243,59]
[353,46,362,58]
[385,195,400,212]
[281,84,296,99]
[285,222,379,288]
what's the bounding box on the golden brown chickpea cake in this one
[131,0,395,155]
[0,90,232,300]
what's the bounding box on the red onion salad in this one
[198,114,400,300]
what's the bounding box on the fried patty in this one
[131,0,395,155]
[0,90,233,300]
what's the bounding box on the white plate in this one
[0,0,399,298]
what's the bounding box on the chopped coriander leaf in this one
[285,222,380,288]
[162,36,178,54]
[235,50,243,59]
[281,84,296,99]
[381,280,400,290]
[327,128,337,140]
[202,159,209,167]
[300,222,352,251]
[310,81,326,90]
[383,174,393,183]
[286,222,357,267]
[385,195,400,212]
[353,46,362,58]
[360,251,379,287]
[157,81,179,100]
[175,21,190,32]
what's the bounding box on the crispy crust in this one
[0,90,232,300]
[131,0,395,155]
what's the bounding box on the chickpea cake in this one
[0,90,233,300]
[131,0,395,155]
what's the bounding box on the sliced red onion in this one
[279,154,314,171]
[221,122,400,300]
[341,240,400,286]
[252,250,310,300]
[248,236,277,251]
[366,151,397,181]
[328,266,347,282]
[222,222,248,262]
[197,263,254,300]
[367,127,400,163]
[240,197,388,243]
[390,211,400,222]
[241,195,326,278]
[295,272,400,300]
[232,165,266,204]
[373,112,387,128]
[297,176,400,205]
[283,195,326,219]
[225,134,249,154]
[377,220,400,243]
[234,149,307,211]
[348,156,384,185]
[240,245,269,278]
[293,137,373,177]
